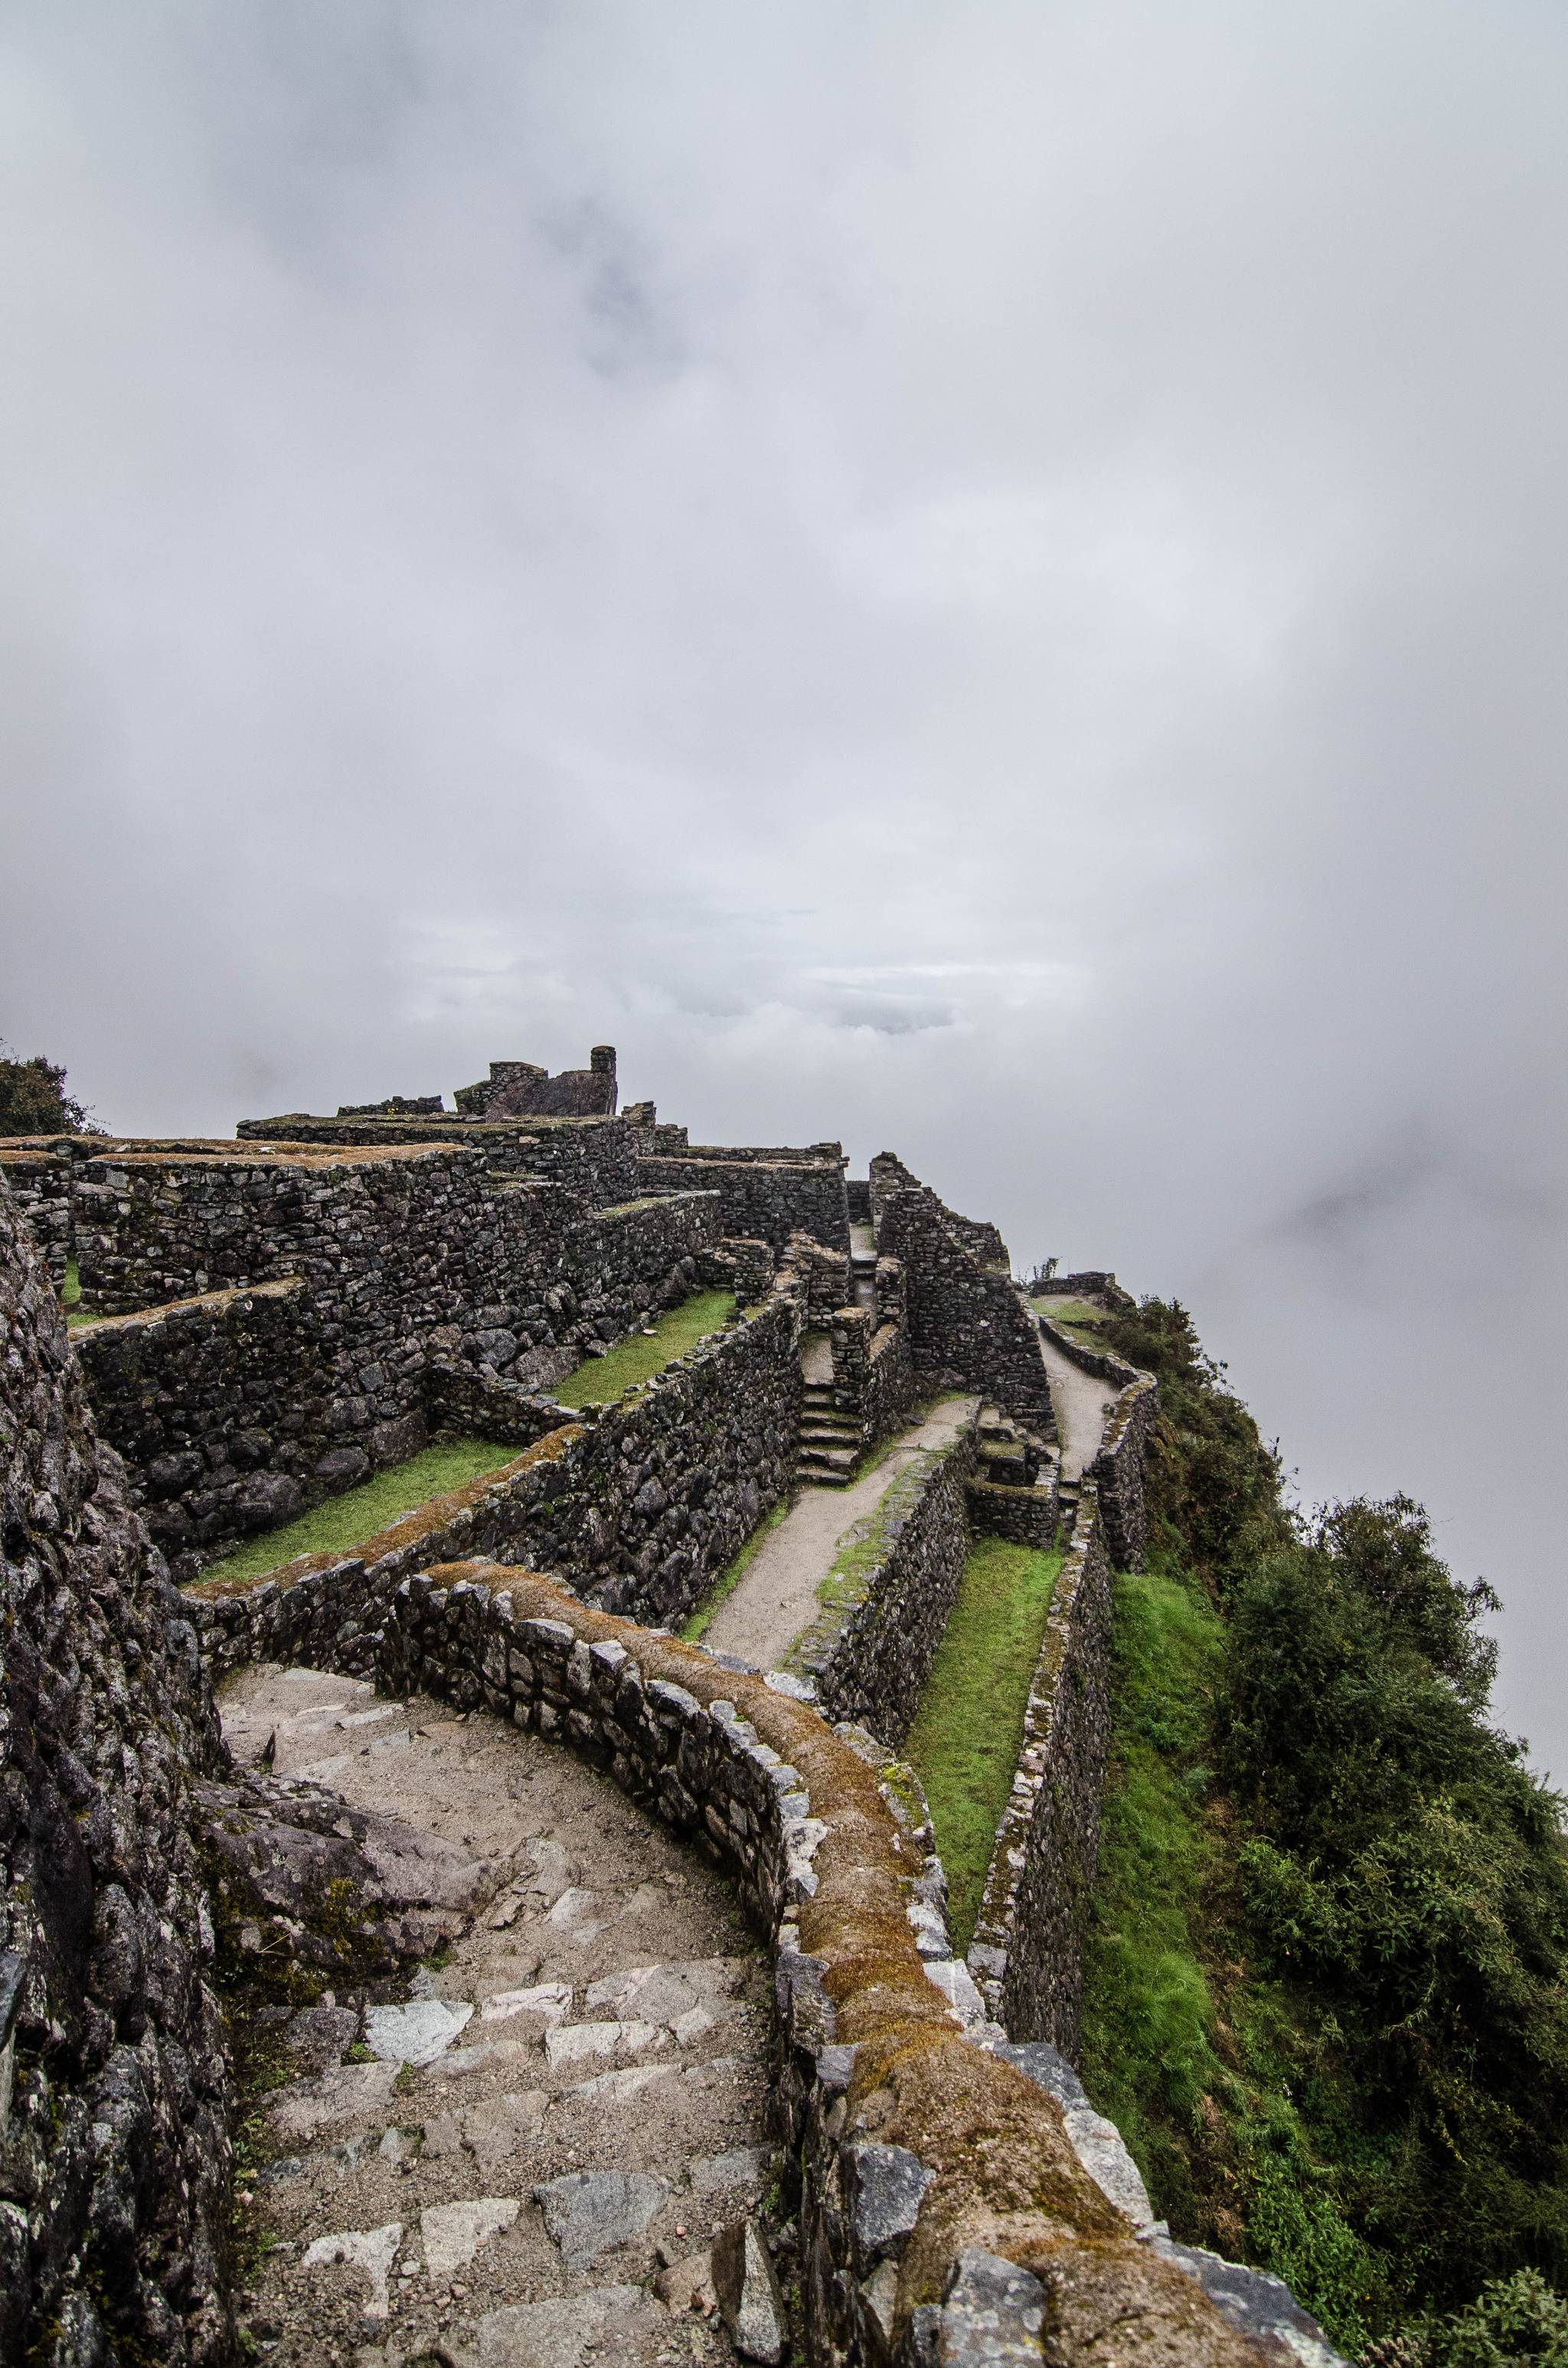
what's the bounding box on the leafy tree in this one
[0,1042,100,1136]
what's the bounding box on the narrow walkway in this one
[848,1221,878,1311]
[224,1666,771,2368]
[702,1396,976,1673]
[1036,1325,1119,1482]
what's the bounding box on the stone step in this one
[799,1421,860,1444]
[798,1444,857,1473]
[796,1464,852,1489]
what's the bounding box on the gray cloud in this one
[2,1,1565,1765]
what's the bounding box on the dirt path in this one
[701,1397,977,1673]
[1036,1329,1119,1482]
[222,1665,775,2368]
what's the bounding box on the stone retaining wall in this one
[75,1277,345,1562]
[878,1180,1054,1434]
[967,1487,1114,2054]
[0,1148,72,1287]
[0,1173,234,2366]
[237,1110,642,1205]
[966,1473,1061,1548]
[1090,1379,1158,1573]
[185,1290,803,1661]
[61,1152,724,1567]
[636,1152,851,1252]
[785,1423,975,1745]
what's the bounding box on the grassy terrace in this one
[198,1439,520,1584]
[193,1290,737,1586]
[1030,1293,1109,1345]
[904,1536,1063,1951]
[61,1256,99,1329]
[550,1288,735,1406]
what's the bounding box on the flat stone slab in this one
[270,2059,400,2140]
[543,2016,668,2069]
[299,2220,402,2318]
[458,2284,665,2368]
[534,2168,669,2268]
[363,1997,475,2064]
[420,2196,520,2282]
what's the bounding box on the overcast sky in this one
[3,3,1564,1769]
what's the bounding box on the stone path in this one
[222,1665,777,2368]
[701,1396,977,1673]
[1035,1325,1119,1482]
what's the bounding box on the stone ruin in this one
[0,1048,1335,2368]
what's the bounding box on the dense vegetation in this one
[0,1041,100,1134]
[1079,1297,1568,2356]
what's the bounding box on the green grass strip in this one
[1076,1562,1228,2180]
[904,1536,1063,1952]
[61,1254,100,1329]
[550,1290,736,1407]
[197,1437,521,1585]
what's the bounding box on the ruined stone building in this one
[0,1047,1325,2368]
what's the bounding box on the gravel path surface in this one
[222,1665,774,2368]
[1036,1330,1119,1480]
[701,1396,977,1673]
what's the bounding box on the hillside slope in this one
[1077,1300,1568,2358]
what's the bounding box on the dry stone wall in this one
[967,1487,1114,2054]
[966,1471,1062,1547]
[877,1176,1055,1433]
[61,1150,723,1568]
[236,1110,642,1206]
[786,1425,975,1742]
[0,1149,72,1288]
[185,1290,803,1666]
[869,1151,1009,1268]
[75,1277,342,1562]
[636,1150,851,1251]
[823,1303,918,1448]
[0,1174,235,2367]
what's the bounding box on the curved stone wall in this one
[364,1557,1259,2368]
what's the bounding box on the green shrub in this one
[0,1042,100,1135]
[1080,1296,1568,2343]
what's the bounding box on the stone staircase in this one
[976,1402,1039,1485]
[795,1381,862,1488]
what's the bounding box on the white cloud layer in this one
[2,3,1564,1765]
